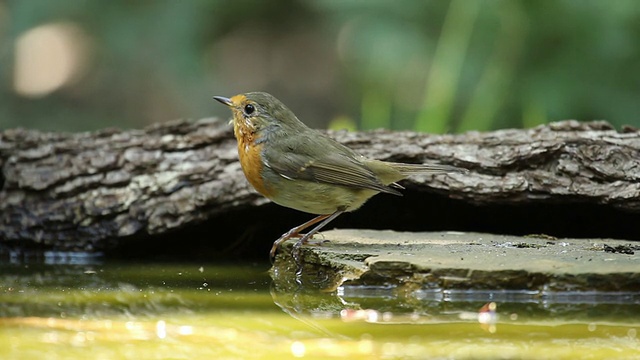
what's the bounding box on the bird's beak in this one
[213,96,233,107]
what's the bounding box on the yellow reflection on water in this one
[0,262,638,359]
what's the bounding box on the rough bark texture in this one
[360,120,640,208]
[1,119,639,251]
[0,118,263,250]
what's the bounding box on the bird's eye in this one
[244,104,255,115]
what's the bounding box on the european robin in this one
[214,92,465,260]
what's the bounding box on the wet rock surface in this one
[274,230,640,292]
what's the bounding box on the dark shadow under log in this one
[1,119,639,259]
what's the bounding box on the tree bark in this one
[1,119,638,251]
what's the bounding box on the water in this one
[1,258,639,359]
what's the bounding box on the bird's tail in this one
[388,162,467,176]
[366,159,467,187]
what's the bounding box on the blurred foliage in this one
[0,0,639,133]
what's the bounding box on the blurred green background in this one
[1,0,639,133]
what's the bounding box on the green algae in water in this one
[0,261,639,360]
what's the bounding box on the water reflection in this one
[0,257,639,359]
[269,252,640,331]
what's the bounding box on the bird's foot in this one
[270,231,329,262]
[269,231,306,262]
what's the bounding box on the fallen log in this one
[1,119,638,254]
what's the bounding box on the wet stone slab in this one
[273,230,640,293]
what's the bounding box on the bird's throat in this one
[234,126,273,198]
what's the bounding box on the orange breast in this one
[234,124,274,199]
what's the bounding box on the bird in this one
[213,92,465,260]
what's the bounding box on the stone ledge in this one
[273,230,640,292]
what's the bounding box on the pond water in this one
[1,257,638,359]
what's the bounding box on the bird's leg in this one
[269,214,331,260]
[291,210,344,267]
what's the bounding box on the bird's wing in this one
[262,133,401,196]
